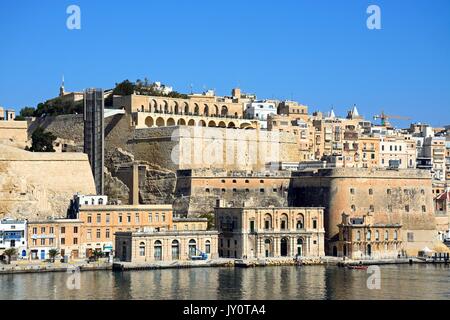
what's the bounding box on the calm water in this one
[0,265,448,300]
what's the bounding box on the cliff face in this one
[0,144,96,221]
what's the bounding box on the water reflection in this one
[0,265,448,300]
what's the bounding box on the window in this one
[221,189,226,193]
[350,188,355,195]
[74,238,78,245]
[312,220,317,229]
[245,180,249,183]
[49,227,54,234]
[405,205,410,213]
[250,220,255,233]
[32,239,37,246]
[356,231,361,241]
[41,227,46,233]
[139,242,145,257]
[369,189,373,195]
[351,205,356,212]
[375,230,379,241]
[388,205,393,212]
[422,205,426,213]
[205,240,211,254]
[119,215,123,223]
[273,188,277,193]
[87,230,92,240]
[387,189,391,195]
[96,214,101,223]
[370,205,374,212]
[155,214,159,222]
[106,229,110,239]
[32,227,37,234]
[384,230,389,241]
[260,180,264,183]
[106,214,110,224]
[127,215,131,223]
[74,226,78,234]
[154,240,163,260]
[96,229,101,239]
[148,213,152,223]
[233,188,237,193]
[366,231,371,241]
[205,188,210,193]
[98,198,104,205]
[232,180,237,183]
[61,238,65,245]
[135,214,140,224]
[49,238,54,245]
[260,188,265,193]
[87,216,92,223]
[41,239,46,245]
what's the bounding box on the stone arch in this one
[214,105,219,116]
[221,105,228,116]
[204,104,209,116]
[264,238,273,258]
[163,101,169,113]
[194,104,200,115]
[152,99,158,112]
[208,120,216,127]
[280,237,289,257]
[188,119,196,126]
[198,120,206,127]
[227,122,236,128]
[145,116,154,128]
[184,102,189,115]
[156,117,165,127]
[167,118,175,126]
[240,123,252,129]
[178,118,186,126]
[173,102,179,114]
[218,121,226,128]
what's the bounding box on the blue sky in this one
[0,0,449,127]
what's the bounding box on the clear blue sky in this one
[0,0,449,127]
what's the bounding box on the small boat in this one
[347,265,368,270]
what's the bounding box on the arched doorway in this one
[280,238,288,257]
[156,117,165,127]
[367,244,372,257]
[145,117,154,128]
[171,240,179,260]
[332,246,338,257]
[264,239,272,258]
[189,239,197,257]
[154,240,162,261]
[167,118,175,126]
[297,238,303,257]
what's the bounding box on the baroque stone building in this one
[215,206,325,259]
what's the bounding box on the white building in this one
[68,193,108,218]
[379,135,416,169]
[0,218,28,259]
[244,101,277,129]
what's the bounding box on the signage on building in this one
[4,231,23,240]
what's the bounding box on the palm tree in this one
[3,248,17,264]
[48,249,59,263]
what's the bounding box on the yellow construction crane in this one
[373,111,411,127]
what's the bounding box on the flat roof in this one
[80,204,172,211]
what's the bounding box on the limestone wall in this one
[0,144,96,221]
[0,121,28,148]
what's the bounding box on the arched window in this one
[366,230,371,241]
[394,230,398,241]
[280,214,288,230]
[264,214,272,230]
[194,104,199,115]
[98,198,104,205]
[375,230,379,241]
[221,105,228,116]
[356,230,361,241]
[385,230,389,240]
[139,242,145,256]
[154,240,162,261]
[205,240,211,254]
[296,215,304,229]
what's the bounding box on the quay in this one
[0,260,112,275]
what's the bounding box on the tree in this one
[48,249,59,262]
[112,80,135,96]
[27,127,57,152]
[19,106,36,118]
[198,213,215,230]
[3,248,17,264]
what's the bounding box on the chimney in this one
[131,163,139,205]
